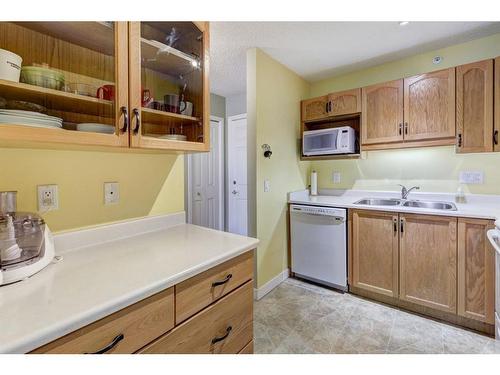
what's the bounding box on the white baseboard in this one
[254,268,290,300]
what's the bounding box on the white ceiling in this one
[210,21,500,97]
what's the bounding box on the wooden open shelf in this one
[141,38,199,77]
[0,79,114,117]
[14,22,115,56]
[141,107,199,125]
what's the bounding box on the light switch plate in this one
[37,185,59,211]
[333,172,341,184]
[459,171,484,184]
[104,182,120,204]
[264,179,270,192]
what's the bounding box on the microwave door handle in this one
[335,131,342,151]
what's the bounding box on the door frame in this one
[227,113,248,235]
[186,115,225,230]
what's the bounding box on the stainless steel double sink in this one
[354,198,457,211]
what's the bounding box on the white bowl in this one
[0,48,22,82]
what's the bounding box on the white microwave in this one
[302,126,356,156]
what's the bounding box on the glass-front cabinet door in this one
[128,22,209,151]
[0,22,129,147]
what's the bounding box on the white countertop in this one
[289,189,500,220]
[0,213,259,353]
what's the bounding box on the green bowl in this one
[20,66,65,91]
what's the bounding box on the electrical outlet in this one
[264,179,270,193]
[459,171,484,184]
[104,182,120,205]
[333,172,341,184]
[37,185,59,211]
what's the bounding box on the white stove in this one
[487,219,500,340]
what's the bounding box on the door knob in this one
[232,190,238,195]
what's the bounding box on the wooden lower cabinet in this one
[239,340,254,354]
[350,210,496,333]
[399,214,457,313]
[351,210,399,298]
[175,251,253,324]
[457,218,496,324]
[140,281,253,354]
[32,288,175,354]
[32,250,255,354]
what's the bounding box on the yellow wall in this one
[0,147,184,232]
[248,49,310,287]
[310,32,500,195]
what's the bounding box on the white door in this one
[227,114,248,236]
[188,117,224,230]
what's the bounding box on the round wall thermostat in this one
[432,56,443,64]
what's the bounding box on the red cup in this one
[97,85,115,100]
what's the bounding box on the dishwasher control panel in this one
[290,204,346,218]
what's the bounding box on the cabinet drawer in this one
[32,288,174,354]
[175,251,253,324]
[140,281,253,354]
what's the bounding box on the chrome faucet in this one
[398,184,420,200]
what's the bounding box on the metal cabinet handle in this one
[393,217,398,233]
[212,274,232,287]
[494,130,498,145]
[211,326,232,344]
[398,123,402,136]
[132,108,140,134]
[325,102,328,113]
[329,101,333,112]
[400,219,404,235]
[404,122,408,135]
[457,133,462,147]
[85,334,124,354]
[120,106,128,133]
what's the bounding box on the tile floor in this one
[254,278,500,354]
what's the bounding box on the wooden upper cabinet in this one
[456,60,494,153]
[0,22,129,147]
[361,80,403,145]
[301,95,329,122]
[457,218,496,324]
[328,88,361,117]
[399,214,457,313]
[351,210,399,298]
[403,68,456,142]
[495,57,500,152]
[128,22,210,151]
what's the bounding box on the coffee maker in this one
[0,191,55,286]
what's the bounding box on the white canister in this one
[310,170,318,196]
[0,48,22,82]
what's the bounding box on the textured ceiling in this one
[210,21,500,97]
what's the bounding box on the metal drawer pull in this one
[494,130,498,145]
[211,326,232,344]
[85,333,124,354]
[212,274,232,287]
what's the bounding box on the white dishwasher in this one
[290,204,347,291]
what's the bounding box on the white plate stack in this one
[0,109,63,129]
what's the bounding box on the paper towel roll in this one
[310,170,318,196]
